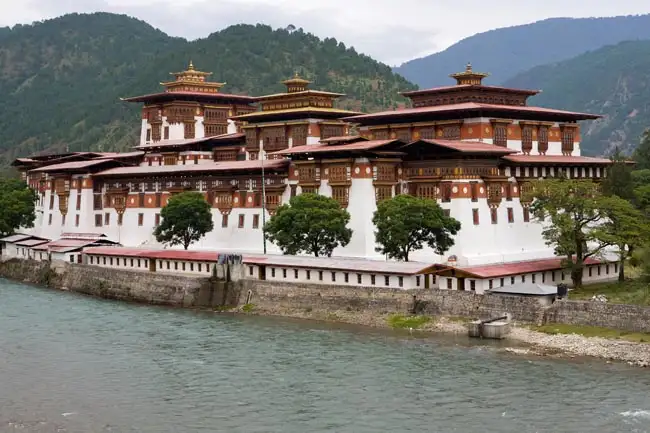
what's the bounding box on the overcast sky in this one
[9,0,650,65]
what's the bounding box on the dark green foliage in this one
[633,130,650,170]
[395,15,650,88]
[0,13,414,165]
[0,177,37,236]
[504,41,650,156]
[153,192,214,250]
[264,193,352,257]
[372,194,460,262]
[602,148,635,201]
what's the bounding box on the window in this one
[90,256,94,265]
[174,261,177,270]
[606,265,610,275]
[532,274,536,283]
[76,195,81,211]
[75,214,80,227]
[138,213,144,226]
[384,276,390,286]
[500,278,504,287]
[69,255,75,263]
[105,213,110,226]
[489,280,493,289]
[331,272,336,282]
[164,126,170,140]
[62,215,66,226]
[117,214,123,226]
[470,280,476,291]
[110,258,114,266]
[222,214,229,228]
[294,269,298,279]
[49,195,54,210]
[103,257,106,265]
[507,208,514,223]
[511,276,515,284]
[597,266,601,276]
[249,266,254,276]
[472,209,480,225]
[589,267,593,277]
[238,214,245,228]
[48,214,52,225]
[490,208,498,224]
[614,263,619,274]
[523,207,530,223]
[398,276,404,288]
[416,276,421,286]
[155,213,160,226]
[146,129,152,142]
[357,274,362,284]
[443,209,451,217]
[306,270,311,280]
[282,268,287,278]
[446,279,452,289]
[521,275,526,283]
[181,262,185,271]
[470,181,479,202]
[561,272,565,281]
[253,214,260,229]
[552,272,556,282]
[184,121,195,139]
[371,275,376,285]
[271,268,276,277]
[344,273,349,283]
[542,273,546,283]
[319,271,323,281]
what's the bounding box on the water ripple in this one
[1,279,650,433]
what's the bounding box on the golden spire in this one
[161,62,225,93]
[282,71,311,93]
[450,62,489,86]
[188,60,195,71]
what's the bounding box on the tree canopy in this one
[372,194,461,262]
[0,178,37,236]
[153,192,214,250]
[264,193,352,257]
[525,179,647,287]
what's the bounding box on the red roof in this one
[134,135,244,150]
[121,91,255,104]
[319,135,367,144]
[0,234,34,243]
[344,102,600,122]
[502,155,612,165]
[401,84,540,97]
[451,257,605,279]
[14,239,50,247]
[271,139,400,156]
[94,159,289,177]
[29,159,124,173]
[82,247,436,275]
[406,139,517,155]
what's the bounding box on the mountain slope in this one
[0,14,415,165]
[395,15,650,89]
[503,40,650,156]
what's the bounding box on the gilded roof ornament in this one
[282,71,311,93]
[450,62,490,86]
[161,62,225,93]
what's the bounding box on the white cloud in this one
[7,0,650,65]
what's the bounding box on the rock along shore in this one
[238,306,650,368]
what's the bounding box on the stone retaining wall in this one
[545,301,650,333]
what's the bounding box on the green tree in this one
[264,193,352,257]
[372,194,461,262]
[634,129,650,170]
[153,192,214,250]
[602,147,634,201]
[0,178,37,236]
[526,179,646,287]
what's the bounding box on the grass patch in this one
[570,279,650,306]
[388,314,431,329]
[532,324,650,343]
[241,303,255,313]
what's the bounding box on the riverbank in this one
[235,304,650,368]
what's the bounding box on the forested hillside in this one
[504,40,650,156]
[0,13,415,165]
[395,15,650,89]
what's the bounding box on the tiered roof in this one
[121,62,255,105]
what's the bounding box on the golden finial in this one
[466,62,472,72]
[188,60,194,71]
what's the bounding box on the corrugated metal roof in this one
[82,247,435,275]
[407,139,517,154]
[0,234,33,243]
[502,155,612,165]
[453,257,603,279]
[344,102,600,122]
[14,239,50,247]
[488,282,558,296]
[401,84,540,97]
[121,91,256,103]
[134,134,244,150]
[29,159,120,173]
[272,140,400,156]
[94,159,288,177]
[319,135,367,144]
[61,232,107,240]
[96,151,145,159]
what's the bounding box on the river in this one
[1,278,649,433]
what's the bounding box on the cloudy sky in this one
[8,0,650,65]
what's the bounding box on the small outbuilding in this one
[486,282,559,306]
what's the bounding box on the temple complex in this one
[12,62,616,290]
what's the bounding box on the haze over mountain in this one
[395,15,650,88]
[504,40,650,156]
[0,13,414,165]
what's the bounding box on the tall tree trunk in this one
[618,248,626,282]
[572,239,584,288]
